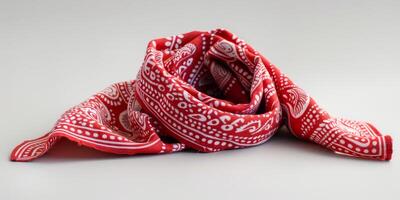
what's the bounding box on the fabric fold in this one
[10,29,393,161]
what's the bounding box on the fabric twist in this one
[10,29,392,161]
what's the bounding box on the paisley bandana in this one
[11,29,392,161]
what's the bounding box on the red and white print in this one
[10,29,392,161]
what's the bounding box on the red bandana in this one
[11,29,392,161]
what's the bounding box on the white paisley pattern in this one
[10,28,392,161]
[283,87,310,118]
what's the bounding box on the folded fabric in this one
[10,28,393,161]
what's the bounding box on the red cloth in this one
[10,29,393,161]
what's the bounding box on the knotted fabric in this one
[11,29,393,161]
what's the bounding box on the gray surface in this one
[1,0,399,199]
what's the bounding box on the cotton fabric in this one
[11,29,393,161]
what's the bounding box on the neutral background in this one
[1,0,399,199]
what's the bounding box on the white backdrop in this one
[1,0,399,199]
